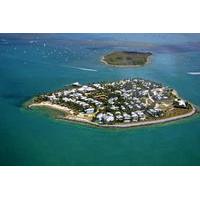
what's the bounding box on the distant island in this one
[27,78,196,128]
[101,51,152,66]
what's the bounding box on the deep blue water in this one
[0,33,200,165]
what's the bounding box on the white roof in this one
[105,116,114,122]
[178,99,186,106]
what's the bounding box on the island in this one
[101,51,152,66]
[27,78,196,128]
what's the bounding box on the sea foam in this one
[72,67,97,72]
[187,72,200,75]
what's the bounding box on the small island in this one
[101,51,152,66]
[27,78,196,128]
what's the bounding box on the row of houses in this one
[41,78,188,125]
[94,107,166,124]
[47,85,102,114]
[95,110,146,124]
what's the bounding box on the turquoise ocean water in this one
[0,33,200,165]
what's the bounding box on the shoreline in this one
[28,102,197,129]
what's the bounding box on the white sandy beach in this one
[28,102,197,128]
[29,102,74,114]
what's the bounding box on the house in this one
[115,111,123,121]
[115,115,123,121]
[147,108,162,118]
[93,100,103,107]
[108,97,118,105]
[128,105,133,110]
[135,104,142,109]
[140,90,148,96]
[85,107,95,114]
[110,105,119,111]
[105,116,115,123]
[63,97,71,102]
[174,99,187,108]
[95,112,114,124]
[121,105,126,111]
[104,113,115,124]
[135,111,146,120]
[96,113,104,123]
[131,112,138,122]
[48,94,58,102]
[57,92,62,97]
[154,108,164,117]
[78,101,89,108]
[78,86,96,92]
[115,90,122,95]
[123,113,131,123]
[63,90,70,96]
[80,96,87,101]
[163,96,168,100]
[93,83,104,90]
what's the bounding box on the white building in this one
[96,112,114,124]
[174,99,187,108]
[85,107,95,114]
[96,113,104,123]
[131,112,139,122]
[105,113,115,123]
[123,113,131,123]
[135,111,146,120]
[78,86,96,92]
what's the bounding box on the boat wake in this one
[71,67,97,72]
[187,72,200,75]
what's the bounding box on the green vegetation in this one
[34,95,48,103]
[29,78,195,126]
[102,51,152,66]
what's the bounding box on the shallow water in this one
[0,33,200,165]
